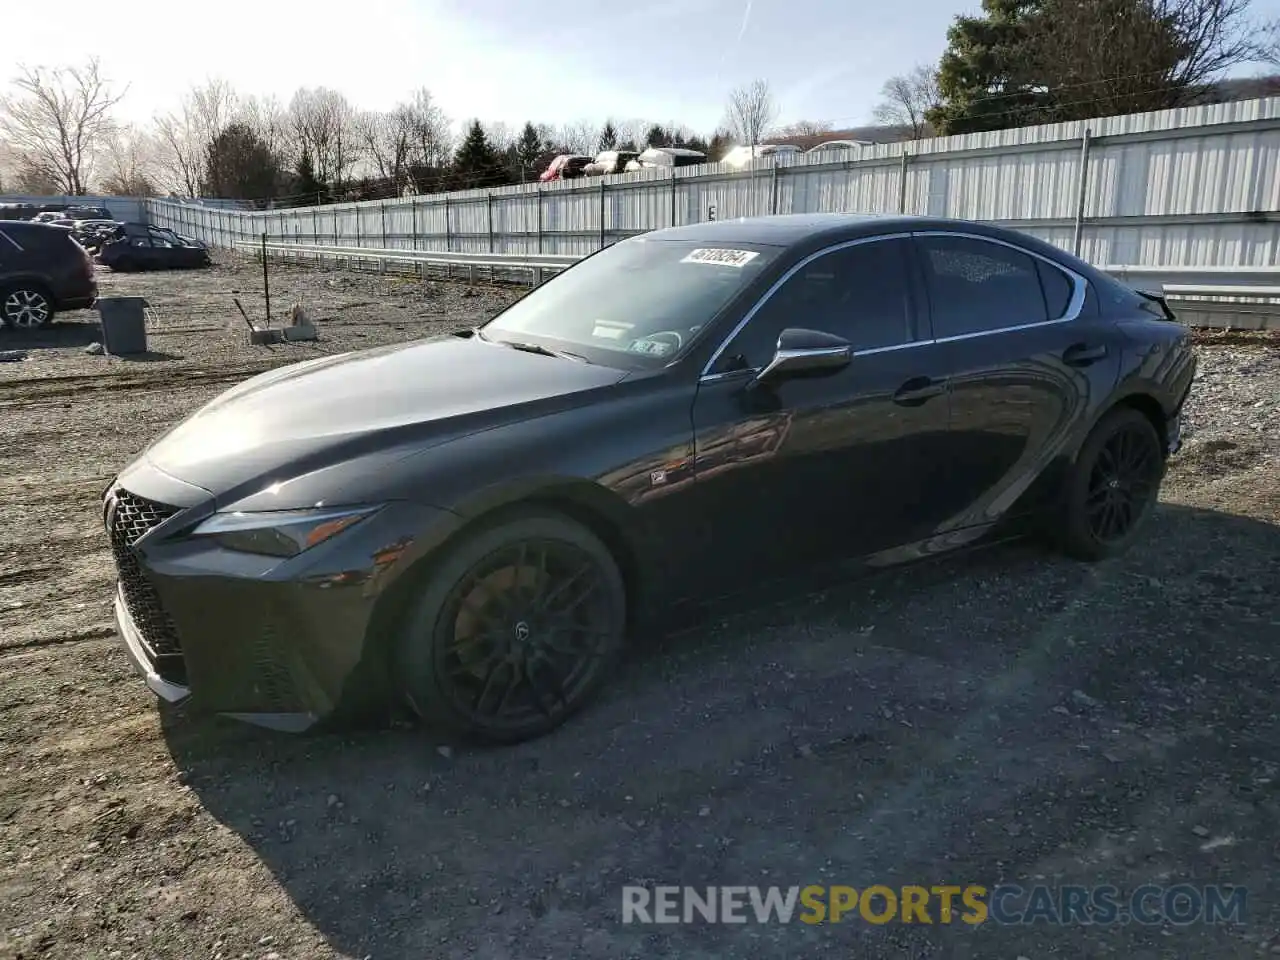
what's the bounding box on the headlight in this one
[190,505,380,558]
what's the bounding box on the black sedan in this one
[103,214,1195,743]
[96,223,211,270]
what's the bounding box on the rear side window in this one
[917,235,1050,338]
[1035,259,1075,318]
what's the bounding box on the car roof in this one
[3,220,72,233]
[641,213,1026,249]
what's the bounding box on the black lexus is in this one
[103,213,1196,743]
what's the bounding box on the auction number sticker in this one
[681,248,759,268]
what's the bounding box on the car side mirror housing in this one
[752,327,853,387]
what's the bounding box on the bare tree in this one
[289,87,361,189]
[725,78,778,147]
[361,107,414,190]
[238,94,291,161]
[98,124,160,195]
[484,121,515,152]
[154,78,238,195]
[0,58,126,195]
[775,120,834,138]
[554,120,596,155]
[403,88,452,173]
[872,65,940,138]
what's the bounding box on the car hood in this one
[138,334,628,500]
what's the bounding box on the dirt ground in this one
[1,253,1278,960]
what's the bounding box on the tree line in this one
[0,67,797,207]
[2,0,1278,205]
[872,0,1280,137]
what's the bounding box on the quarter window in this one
[917,235,1056,338]
[1035,258,1074,318]
[715,238,915,371]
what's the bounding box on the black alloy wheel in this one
[397,511,626,743]
[1055,407,1165,561]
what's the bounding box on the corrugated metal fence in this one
[0,194,147,222]
[147,96,1280,269]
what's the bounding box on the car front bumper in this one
[115,583,191,704]
[105,476,464,733]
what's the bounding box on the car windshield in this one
[479,237,779,369]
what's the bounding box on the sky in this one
[4,0,972,134]
[8,0,1280,138]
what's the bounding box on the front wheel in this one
[396,510,627,744]
[1052,407,1165,561]
[1,285,54,328]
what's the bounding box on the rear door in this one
[911,231,1123,527]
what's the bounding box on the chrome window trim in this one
[698,232,913,378]
[697,228,1087,383]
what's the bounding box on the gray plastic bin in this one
[97,297,148,355]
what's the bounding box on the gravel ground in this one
[1,254,1278,960]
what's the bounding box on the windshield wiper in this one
[497,340,589,362]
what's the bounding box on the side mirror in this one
[752,327,852,387]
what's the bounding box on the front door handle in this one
[893,376,947,407]
[1063,342,1108,367]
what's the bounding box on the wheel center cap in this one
[1108,478,1121,489]
[514,621,531,643]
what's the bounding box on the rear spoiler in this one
[1135,287,1178,322]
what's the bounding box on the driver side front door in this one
[685,235,955,593]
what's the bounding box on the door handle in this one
[893,376,947,406]
[1062,342,1108,367]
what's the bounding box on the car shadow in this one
[0,319,102,350]
[113,350,185,362]
[160,503,1280,958]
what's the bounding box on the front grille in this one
[108,489,186,683]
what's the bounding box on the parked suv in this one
[0,222,98,328]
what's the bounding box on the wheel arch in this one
[364,477,648,671]
[1101,390,1168,455]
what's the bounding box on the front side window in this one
[713,238,916,372]
[917,234,1056,338]
[480,237,780,369]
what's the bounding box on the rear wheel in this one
[396,510,626,744]
[1,285,54,328]
[1052,407,1165,561]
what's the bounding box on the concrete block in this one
[249,328,285,345]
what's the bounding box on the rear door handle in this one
[893,376,947,406]
[1062,342,1108,367]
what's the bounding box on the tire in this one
[1052,407,1165,561]
[396,509,627,744]
[1,284,55,329]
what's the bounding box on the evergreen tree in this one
[597,121,618,151]
[515,121,543,180]
[452,120,507,189]
[202,122,283,202]
[707,130,733,162]
[294,149,326,203]
[644,124,670,148]
[928,0,1045,135]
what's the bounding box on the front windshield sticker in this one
[681,247,760,268]
[591,320,633,340]
[628,338,677,357]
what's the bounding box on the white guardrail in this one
[239,241,1280,330]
